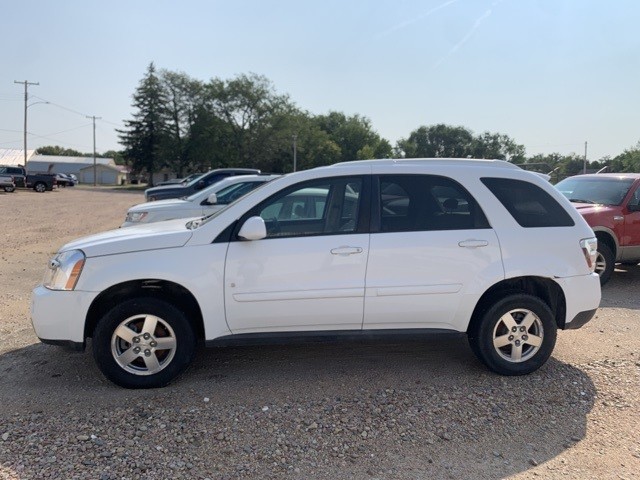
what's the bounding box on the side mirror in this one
[206,193,218,205]
[627,203,640,212]
[238,216,267,241]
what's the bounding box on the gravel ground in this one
[0,187,639,480]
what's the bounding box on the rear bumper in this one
[564,308,597,330]
[556,273,601,330]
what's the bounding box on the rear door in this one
[363,173,503,331]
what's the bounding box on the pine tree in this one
[118,63,169,185]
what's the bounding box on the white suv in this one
[31,159,601,388]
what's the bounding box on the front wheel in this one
[34,182,46,193]
[92,298,196,388]
[4,186,15,193]
[468,294,557,376]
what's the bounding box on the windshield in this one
[184,172,207,188]
[555,177,635,206]
[187,180,274,229]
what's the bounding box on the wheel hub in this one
[110,314,177,376]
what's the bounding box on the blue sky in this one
[1,0,639,161]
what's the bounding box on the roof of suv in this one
[331,158,521,170]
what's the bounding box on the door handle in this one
[330,246,363,256]
[458,239,489,248]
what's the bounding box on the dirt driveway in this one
[0,187,638,479]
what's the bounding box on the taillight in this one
[580,238,598,272]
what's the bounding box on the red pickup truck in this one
[555,173,640,284]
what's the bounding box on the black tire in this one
[4,186,15,193]
[34,182,46,193]
[468,294,557,376]
[595,242,614,285]
[92,297,196,389]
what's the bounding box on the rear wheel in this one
[4,186,14,193]
[595,242,614,285]
[92,297,196,388]
[468,294,557,375]
[34,182,46,193]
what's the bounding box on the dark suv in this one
[144,168,260,201]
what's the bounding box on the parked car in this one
[555,173,640,284]
[145,168,261,201]
[0,165,26,188]
[55,173,75,187]
[0,174,15,192]
[156,173,204,186]
[122,174,280,227]
[0,165,56,192]
[31,158,601,388]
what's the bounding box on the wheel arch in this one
[84,279,205,341]
[593,228,618,260]
[468,276,567,332]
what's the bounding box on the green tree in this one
[472,132,525,162]
[160,70,205,176]
[35,145,87,156]
[118,62,170,185]
[205,73,294,171]
[397,124,475,158]
[102,150,126,165]
[609,143,640,172]
[313,112,392,162]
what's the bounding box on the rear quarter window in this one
[481,177,575,228]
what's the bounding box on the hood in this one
[60,218,194,258]
[129,198,192,213]
[145,184,191,197]
[571,202,615,216]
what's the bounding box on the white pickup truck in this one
[0,174,15,192]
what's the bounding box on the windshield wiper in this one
[568,198,597,204]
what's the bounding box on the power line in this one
[30,95,88,118]
[30,94,123,129]
[26,131,92,150]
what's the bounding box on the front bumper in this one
[31,285,99,344]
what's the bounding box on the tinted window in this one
[378,175,489,232]
[257,178,362,238]
[482,177,575,228]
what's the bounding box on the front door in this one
[224,176,369,334]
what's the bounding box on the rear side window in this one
[482,177,574,228]
[377,174,490,232]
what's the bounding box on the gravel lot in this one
[0,187,639,480]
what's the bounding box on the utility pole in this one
[86,115,102,186]
[583,141,588,174]
[14,80,39,166]
[292,134,297,172]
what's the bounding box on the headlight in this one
[125,211,148,223]
[43,250,86,291]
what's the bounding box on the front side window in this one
[257,177,363,238]
[377,175,489,232]
[482,177,575,228]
